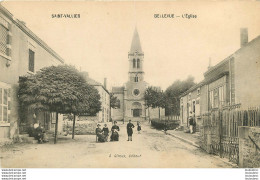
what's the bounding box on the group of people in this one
[95,120,142,143]
[28,123,49,144]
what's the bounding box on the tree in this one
[145,87,166,120]
[18,65,101,143]
[164,76,196,118]
[109,93,119,122]
[110,93,118,109]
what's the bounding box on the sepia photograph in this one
[0,0,260,171]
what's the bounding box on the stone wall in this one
[239,127,260,168]
[63,116,112,135]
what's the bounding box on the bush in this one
[151,119,179,130]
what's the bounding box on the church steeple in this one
[130,27,143,53]
[128,27,144,82]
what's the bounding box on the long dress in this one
[127,123,135,136]
[96,128,105,142]
[111,125,120,141]
[102,127,109,141]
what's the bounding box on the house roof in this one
[180,34,260,98]
[81,72,109,94]
[0,5,65,64]
[85,77,102,86]
[180,71,229,98]
[204,35,260,77]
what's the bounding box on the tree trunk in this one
[148,107,150,123]
[72,114,76,139]
[159,107,161,120]
[54,112,59,144]
[171,107,173,120]
[110,107,112,122]
[168,106,170,120]
[145,107,147,120]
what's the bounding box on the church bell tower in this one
[128,27,144,83]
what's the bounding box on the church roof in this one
[130,27,142,53]
[112,86,124,93]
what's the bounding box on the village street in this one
[0,122,234,168]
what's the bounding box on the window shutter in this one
[29,49,35,72]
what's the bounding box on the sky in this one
[2,1,260,90]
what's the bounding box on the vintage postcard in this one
[0,1,260,170]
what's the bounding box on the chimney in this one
[208,57,212,70]
[104,78,107,89]
[240,28,248,47]
[81,71,89,79]
[18,20,26,26]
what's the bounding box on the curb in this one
[166,132,200,148]
[166,132,238,168]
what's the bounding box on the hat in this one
[97,124,101,127]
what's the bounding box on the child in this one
[137,121,141,134]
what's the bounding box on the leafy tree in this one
[109,93,119,122]
[18,65,101,143]
[145,87,166,120]
[165,75,196,118]
[110,93,118,109]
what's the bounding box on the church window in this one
[137,59,140,68]
[134,76,138,82]
[133,89,140,96]
[133,59,136,68]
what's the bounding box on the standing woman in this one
[102,124,109,141]
[111,121,120,141]
[127,120,135,141]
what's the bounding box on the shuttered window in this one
[29,49,35,72]
[0,87,10,122]
[0,16,11,57]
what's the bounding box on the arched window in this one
[134,75,139,82]
[133,59,136,68]
[137,59,140,68]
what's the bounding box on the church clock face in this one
[133,89,140,96]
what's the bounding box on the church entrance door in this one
[133,109,141,117]
[132,102,142,117]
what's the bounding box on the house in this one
[180,28,260,129]
[0,5,64,142]
[81,72,110,123]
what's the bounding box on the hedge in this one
[151,119,180,130]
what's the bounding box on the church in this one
[111,28,165,122]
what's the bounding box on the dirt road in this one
[0,122,234,168]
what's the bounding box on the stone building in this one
[111,28,164,122]
[0,5,64,142]
[81,72,110,123]
[180,28,260,128]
